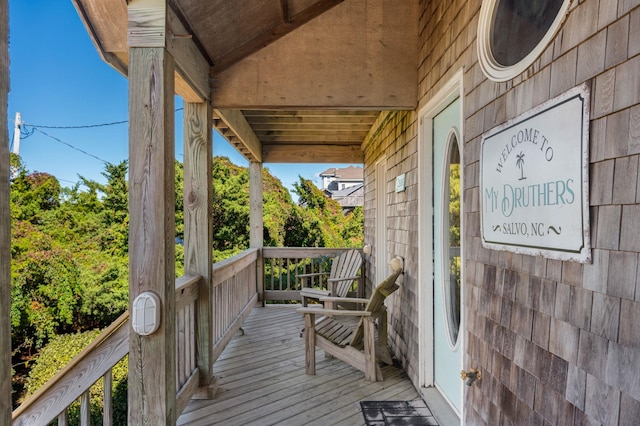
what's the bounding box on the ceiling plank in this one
[214,109,262,162]
[257,133,364,143]
[211,0,418,109]
[210,0,345,74]
[242,110,380,118]
[262,144,363,163]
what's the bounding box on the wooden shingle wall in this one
[363,111,419,383]
[362,0,640,423]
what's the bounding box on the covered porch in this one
[177,305,421,426]
[13,248,453,425]
[7,0,428,424]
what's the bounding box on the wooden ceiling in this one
[72,0,418,163]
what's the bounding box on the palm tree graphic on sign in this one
[516,151,526,180]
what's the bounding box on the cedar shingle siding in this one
[363,0,640,423]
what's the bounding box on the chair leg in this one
[377,311,393,365]
[304,313,316,375]
[363,317,377,381]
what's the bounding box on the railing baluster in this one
[58,408,68,426]
[269,257,274,291]
[286,258,291,290]
[188,302,196,373]
[80,390,90,426]
[178,306,185,389]
[103,368,113,426]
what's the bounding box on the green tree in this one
[212,157,250,260]
[287,177,362,248]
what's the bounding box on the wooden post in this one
[363,317,376,381]
[127,42,177,425]
[249,161,264,304]
[0,0,10,423]
[183,102,215,395]
[304,313,316,375]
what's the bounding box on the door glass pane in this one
[445,135,461,345]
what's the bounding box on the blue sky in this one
[6,1,360,195]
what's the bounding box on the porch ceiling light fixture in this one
[477,0,573,82]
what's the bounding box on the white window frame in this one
[477,0,573,82]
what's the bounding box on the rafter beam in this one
[262,144,362,163]
[279,0,291,23]
[167,7,210,102]
[214,109,262,163]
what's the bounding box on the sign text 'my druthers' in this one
[479,84,590,262]
[485,127,575,218]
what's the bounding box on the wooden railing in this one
[11,311,129,426]
[262,247,361,302]
[210,248,259,362]
[175,274,205,415]
[12,248,260,425]
[11,248,366,424]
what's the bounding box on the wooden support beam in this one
[182,102,215,392]
[262,144,363,163]
[128,0,210,102]
[0,0,10,423]
[167,8,210,102]
[128,45,176,424]
[279,0,290,23]
[214,108,262,162]
[127,0,166,47]
[249,162,264,304]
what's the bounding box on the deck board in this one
[178,305,420,426]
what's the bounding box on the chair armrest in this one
[300,288,331,297]
[296,272,330,279]
[319,296,369,304]
[297,307,372,317]
[326,275,361,283]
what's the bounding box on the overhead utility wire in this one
[24,107,184,130]
[26,119,128,129]
[28,126,109,164]
[15,106,185,165]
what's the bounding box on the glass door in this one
[432,97,463,414]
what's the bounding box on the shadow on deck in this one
[178,305,420,426]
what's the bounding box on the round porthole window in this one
[478,0,573,82]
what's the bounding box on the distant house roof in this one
[319,165,363,180]
[329,183,364,210]
[330,183,363,198]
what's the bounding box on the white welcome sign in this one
[480,83,591,263]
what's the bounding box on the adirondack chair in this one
[297,249,363,306]
[297,257,403,381]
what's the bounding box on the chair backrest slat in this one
[349,267,402,348]
[333,249,363,297]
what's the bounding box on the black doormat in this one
[360,400,439,426]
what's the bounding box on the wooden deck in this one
[177,305,421,426]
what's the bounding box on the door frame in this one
[375,156,388,280]
[417,69,464,415]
